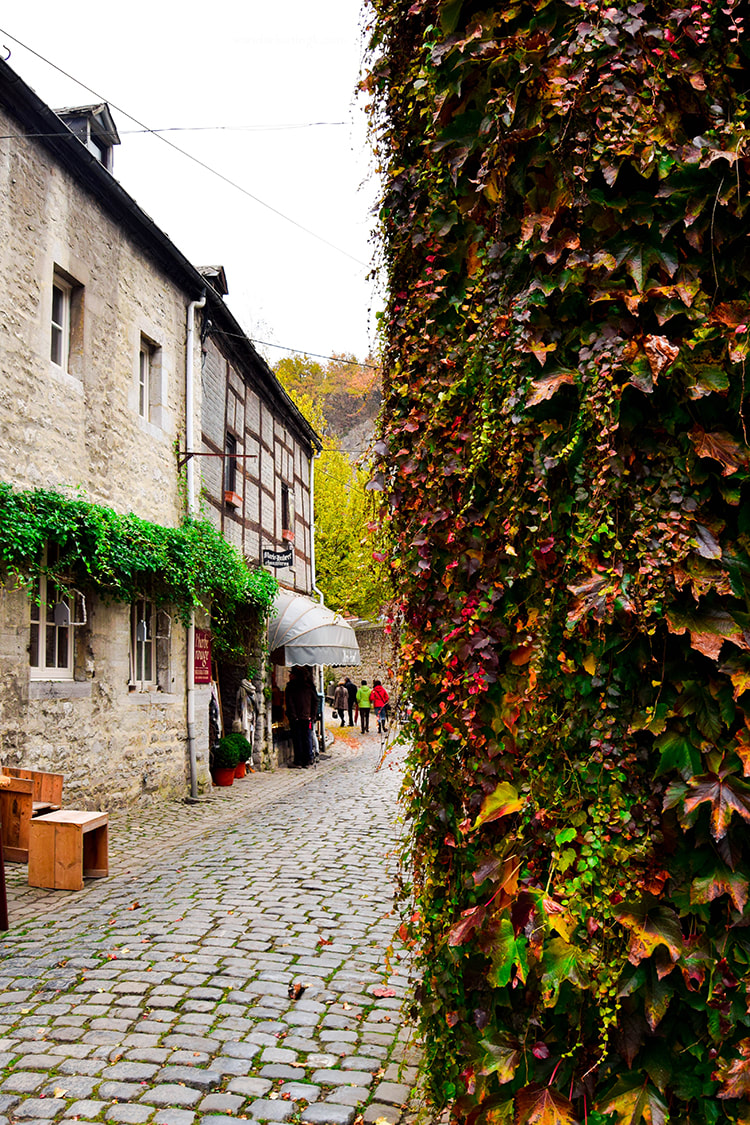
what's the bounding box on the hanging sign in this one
[194,628,212,684]
[262,547,293,568]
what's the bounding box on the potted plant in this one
[211,736,242,787]
[227,733,253,778]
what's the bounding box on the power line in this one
[0,29,369,268]
[0,121,348,140]
[249,338,379,370]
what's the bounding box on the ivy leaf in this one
[526,370,576,406]
[472,781,524,830]
[514,1084,578,1125]
[652,730,701,779]
[478,1034,520,1082]
[597,1077,668,1125]
[447,903,487,947]
[615,902,683,966]
[439,0,464,33]
[688,427,749,476]
[488,916,528,987]
[540,937,589,1007]
[683,769,750,840]
[666,606,746,661]
[691,865,749,913]
[644,970,672,1032]
[714,1039,750,1099]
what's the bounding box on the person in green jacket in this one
[356,680,371,733]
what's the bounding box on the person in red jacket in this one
[370,679,390,733]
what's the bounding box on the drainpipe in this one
[309,450,326,730]
[310,449,324,606]
[185,293,206,799]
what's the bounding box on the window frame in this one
[138,340,150,419]
[50,277,71,369]
[224,433,238,494]
[29,545,74,682]
[130,598,155,688]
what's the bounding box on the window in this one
[29,544,74,681]
[224,434,237,494]
[130,600,171,691]
[138,337,154,419]
[281,483,290,531]
[50,268,83,376]
[131,599,154,686]
[50,278,71,368]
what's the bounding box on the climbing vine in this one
[0,483,277,658]
[366,0,750,1121]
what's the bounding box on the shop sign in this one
[262,547,293,568]
[194,628,212,684]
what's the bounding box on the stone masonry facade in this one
[0,78,212,805]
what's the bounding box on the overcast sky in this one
[0,1,380,367]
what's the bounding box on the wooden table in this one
[28,810,108,891]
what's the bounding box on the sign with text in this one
[194,628,212,684]
[262,547,293,569]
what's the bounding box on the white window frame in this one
[130,598,155,688]
[50,277,71,369]
[139,337,154,419]
[29,546,74,681]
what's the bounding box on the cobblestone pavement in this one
[0,730,419,1125]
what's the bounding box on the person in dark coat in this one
[344,676,357,726]
[333,679,349,728]
[285,666,317,767]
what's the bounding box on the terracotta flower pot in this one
[234,761,247,779]
[212,766,235,787]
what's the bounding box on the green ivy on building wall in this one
[0,483,277,658]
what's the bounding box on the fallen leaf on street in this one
[53,1088,67,1098]
[372,986,397,997]
[288,982,306,1000]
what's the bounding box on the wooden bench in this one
[0,777,34,862]
[4,768,63,816]
[28,810,108,891]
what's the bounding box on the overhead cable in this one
[0,28,369,268]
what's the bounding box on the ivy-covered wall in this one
[367,1,750,1121]
[0,485,277,806]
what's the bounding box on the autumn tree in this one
[274,354,388,618]
[367,1,750,1122]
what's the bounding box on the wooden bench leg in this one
[0,828,7,931]
[83,824,108,878]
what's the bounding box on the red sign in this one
[194,628,212,684]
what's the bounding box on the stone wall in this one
[325,622,400,703]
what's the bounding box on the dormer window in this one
[55,102,121,171]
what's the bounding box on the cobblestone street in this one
[0,732,417,1125]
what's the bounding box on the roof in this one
[55,102,121,146]
[0,60,321,454]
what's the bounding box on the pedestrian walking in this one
[285,666,317,768]
[356,679,372,733]
[333,678,349,728]
[344,676,357,726]
[371,679,390,733]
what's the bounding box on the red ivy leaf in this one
[714,1039,750,1099]
[515,1084,578,1125]
[683,770,750,840]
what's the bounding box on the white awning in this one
[268,589,360,667]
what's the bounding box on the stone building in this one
[0,58,319,805]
